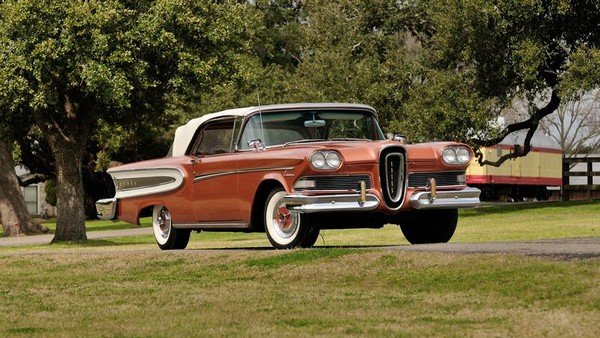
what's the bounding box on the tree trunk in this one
[36,95,91,242]
[0,138,48,236]
[51,140,87,242]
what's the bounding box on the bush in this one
[44,179,57,207]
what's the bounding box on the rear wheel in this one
[397,209,458,244]
[152,205,191,250]
[264,188,317,249]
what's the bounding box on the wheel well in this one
[250,180,284,232]
[137,205,155,225]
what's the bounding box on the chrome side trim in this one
[193,170,237,182]
[96,198,117,220]
[172,221,249,229]
[409,187,481,209]
[284,193,380,213]
[194,166,294,182]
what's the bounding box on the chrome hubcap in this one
[272,200,298,238]
[157,208,171,239]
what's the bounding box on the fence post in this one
[587,160,593,202]
[562,159,570,201]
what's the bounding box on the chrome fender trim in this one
[409,187,481,209]
[110,168,185,199]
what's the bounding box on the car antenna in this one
[257,93,265,148]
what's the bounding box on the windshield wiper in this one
[283,139,325,147]
[328,138,370,142]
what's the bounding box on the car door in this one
[189,117,243,222]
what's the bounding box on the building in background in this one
[14,166,56,218]
[466,130,563,201]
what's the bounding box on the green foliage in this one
[44,179,57,207]
[391,69,499,143]
[0,0,255,161]
[11,142,21,164]
[198,0,414,132]
[399,0,600,142]
[2,0,600,173]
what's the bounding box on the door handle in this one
[190,157,201,165]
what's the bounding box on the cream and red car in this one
[96,103,480,250]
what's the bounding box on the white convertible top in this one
[171,103,376,156]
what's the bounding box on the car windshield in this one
[239,110,384,149]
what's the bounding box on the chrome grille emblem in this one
[384,153,404,203]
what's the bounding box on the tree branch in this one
[18,173,48,187]
[473,90,561,167]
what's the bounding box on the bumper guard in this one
[96,198,117,220]
[409,187,481,209]
[284,193,380,213]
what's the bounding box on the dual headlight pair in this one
[442,146,472,165]
[309,150,342,170]
[309,147,471,169]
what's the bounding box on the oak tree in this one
[401,0,600,165]
[0,0,251,241]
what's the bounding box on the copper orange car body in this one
[96,103,480,249]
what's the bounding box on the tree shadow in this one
[193,244,404,251]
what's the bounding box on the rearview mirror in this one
[304,119,326,128]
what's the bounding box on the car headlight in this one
[456,147,471,164]
[310,150,342,170]
[442,146,471,165]
[442,148,457,164]
[311,152,326,169]
[325,152,341,168]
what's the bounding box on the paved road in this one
[390,237,600,259]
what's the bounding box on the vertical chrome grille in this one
[385,153,404,202]
[379,147,406,208]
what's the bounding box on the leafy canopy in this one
[400,0,600,164]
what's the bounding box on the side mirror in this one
[386,133,407,143]
[247,139,265,150]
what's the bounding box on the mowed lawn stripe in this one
[0,249,598,337]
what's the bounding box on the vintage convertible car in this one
[96,103,481,250]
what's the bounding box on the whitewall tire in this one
[264,188,318,249]
[152,205,191,250]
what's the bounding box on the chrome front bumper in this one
[409,187,481,209]
[96,198,117,220]
[284,193,380,213]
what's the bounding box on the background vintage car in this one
[96,103,480,249]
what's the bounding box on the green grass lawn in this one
[0,217,151,237]
[42,217,152,232]
[0,248,598,337]
[1,200,598,249]
[0,200,598,336]
[88,199,600,248]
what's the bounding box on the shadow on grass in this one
[195,244,403,251]
[461,200,599,218]
[85,224,148,232]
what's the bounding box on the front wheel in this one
[397,209,458,244]
[152,205,191,250]
[264,188,318,249]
